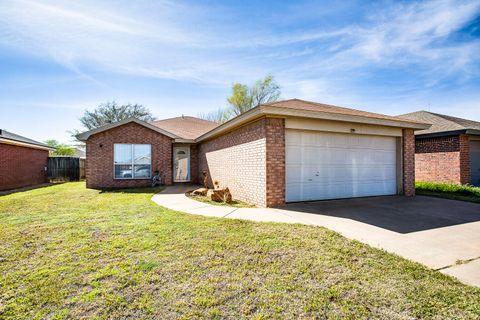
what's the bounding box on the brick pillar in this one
[265,117,285,207]
[403,129,415,196]
[459,134,470,185]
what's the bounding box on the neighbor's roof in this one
[0,129,53,150]
[151,116,219,140]
[399,111,480,137]
[74,148,86,158]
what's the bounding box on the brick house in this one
[399,111,480,186]
[77,99,429,207]
[0,129,53,191]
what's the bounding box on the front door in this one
[174,146,190,182]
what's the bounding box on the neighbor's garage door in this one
[470,140,480,186]
[286,130,397,202]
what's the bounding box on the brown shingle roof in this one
[399,111,480,135]
[0,129,52,149]
[263,99,425,124]
[150,116,219,140]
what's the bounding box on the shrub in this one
[415,181,480,197]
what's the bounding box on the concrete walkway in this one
[151,185,480,287]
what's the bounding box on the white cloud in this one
[0,0,479,119]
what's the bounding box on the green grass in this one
[0,182,479,319]
[186,192,255,208]
[416,181,480,203]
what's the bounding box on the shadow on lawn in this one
[0,183,58,196]
[99,186,164,195]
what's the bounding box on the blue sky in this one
[1,0,480,144]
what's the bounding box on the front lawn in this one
[1,183,479,319]
[416,181,480,203]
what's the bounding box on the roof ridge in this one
[151,115,218,124]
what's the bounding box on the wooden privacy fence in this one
[47,157,86,181]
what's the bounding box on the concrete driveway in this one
[153,187,480,286]
[284,196,480,286]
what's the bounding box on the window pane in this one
[114,144,132,164]
[115,164,133,178]
[134,144,151,165]
[134,165,151,178]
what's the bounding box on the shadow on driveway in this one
[285,195,480,234]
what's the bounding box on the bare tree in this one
[79,101,154,130]
[199,75,281,124]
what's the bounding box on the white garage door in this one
[286,130,397,202]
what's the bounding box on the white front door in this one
[174,146,190,182]
[286,130,397,202]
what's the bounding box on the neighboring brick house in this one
[0,129,53,191]
[400,111,480,186]
[77,99,429,207]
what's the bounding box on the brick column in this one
[459,134,470,185]
[403,129,415,196]
[265,117,285,207]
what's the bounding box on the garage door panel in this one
[471,141,480,186]
[285,146,302,163]
[286,130,397,202]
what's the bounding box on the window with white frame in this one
[114,144,151,179]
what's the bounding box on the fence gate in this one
[47,157,82,181]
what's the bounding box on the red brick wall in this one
[189,144,199,184]
[403,129,415,196]
[414,135,470,185]
[265,118,285,207]
[86,122,173,188]
[198,118,268,207]
[0,143,48,191]
[416,136,459,153]
[415,152,460,184]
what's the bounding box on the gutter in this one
[416,129,480,139]
[0,138,54,151]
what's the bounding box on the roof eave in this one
[195,105,430,142]
[466,129,480,136]
[261,106,431,130]
[415,129,480,138]
[0,138,54,151]
[174,138,196,143]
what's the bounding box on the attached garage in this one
[285,118,402,202]
[78,98,429,207]
[471,139,480,186]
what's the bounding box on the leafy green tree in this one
[199,75,281,124]
[45,139,76,156]
[228,75,281,116]
[79,101,155,130]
